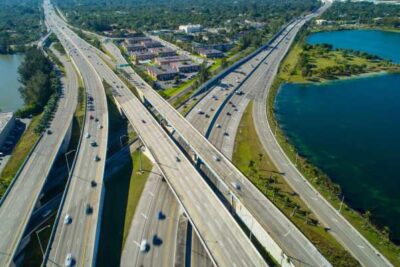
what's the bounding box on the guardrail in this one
[204,20,300,139]
[41,51,88,266]
[0,133,44,206]
[193,18,296,97]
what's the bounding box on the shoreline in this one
[286,70,398,85]
[266,29,400,263]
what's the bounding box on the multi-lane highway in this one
[103,20,331,267]
[0,40,78,266]
[251,10,394,267]
[43,3,109,266]
[183,1,393,266]
[43,2,267,266]
[121,167,180,267]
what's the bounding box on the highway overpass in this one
[43,2,267,266]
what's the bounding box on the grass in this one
[122,151,152,245]
[233,102,359,267]
[280,43,400,83]
[0,115,41,197]
[162,78,197,99]
[96,150,152,267]
[266,37,400,265]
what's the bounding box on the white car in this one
[213,155,221,162]
[65,253,74,267]
[85,132,90,139]
[232,182,241,190]
[140,239,148,252]
[64,214,72,225]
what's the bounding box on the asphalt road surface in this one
[0,41,78,266]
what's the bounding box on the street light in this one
[36,224,51,258]
[64,149,76,174]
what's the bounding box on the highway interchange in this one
[0,37,78,266]
[43,1,267,266]
[0,0,394,266]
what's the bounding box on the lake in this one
[275,30,400,242]
[0,54,24,112]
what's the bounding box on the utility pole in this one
[338,195,345,213]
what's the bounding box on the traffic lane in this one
[0,36,79,266]
[119,97,265,266]
[46,16,109,266]
[79,36,266,262]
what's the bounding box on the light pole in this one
[338,195,345,213]
[64,149,76,174]
[120,134,128,148]
[36,224,51,258]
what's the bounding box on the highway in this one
[0,38,78,265]
[251,8,394,267]
[103,20,332,267]
[183,1,393,266]
[43,2,109,266]
[121,167,180,267]
[43,2,267,266]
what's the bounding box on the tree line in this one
[17,47,59,120]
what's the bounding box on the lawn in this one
[0,115,41,197]
[233,102,359,267]
[96,150,152,267]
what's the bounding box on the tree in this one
[221,57,228,69]
[364,210,372,226]
[198,62,210,84]
[382,226,390,242]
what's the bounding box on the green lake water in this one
[275,30,400,242]
[0,54,24,112]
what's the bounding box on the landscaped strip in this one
[233,102,359,267]
[266,31,400,266]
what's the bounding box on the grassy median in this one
[96,150,152,267]
[233,102,359,266]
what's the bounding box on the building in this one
[315,19,328,25]
[193,42,234,52]
[131,50,155,61]
[122,43,146,52]
[170,61,200,73]
[179,24,202,34]
[0,112,15,149]
[148,47,177,57]
[147,66,179,81]
[142,40,163,49]
[125,36,152,44]
[154,55,190,66]
[197,48,224,58]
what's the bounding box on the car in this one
[65,253,74,267]
[64,214,72,225]
[210,108,214,112]
[197,109,204,115]
[205,114,210,118]
[98,124,103,129]
[140,239,149,252]
[47,129,52,135]
[0,152,4,157]
[224,132,229,136]
[213,155,221,162]
[95,118,99,122]
[85,132,91,139]
[141,119,146,124]
[94,155,100,162]
[232,182,241,190]
[234,108,239,112]
[216,124,221,128]
[176,156,181,162]
[227,112,231,116]
[89,115,94,120]
[90,141,97,147]
[85,203,93,215]
[91,180,97,187]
